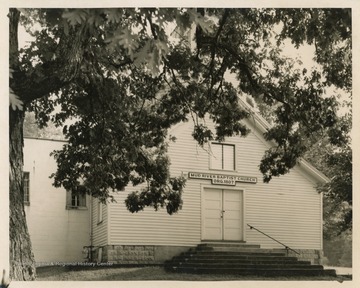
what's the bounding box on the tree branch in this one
[207,9,231,78]
[146,13,158,40]
[11,21,89,104]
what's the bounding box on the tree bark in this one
[9,109,36,281]
[9,8,36,281]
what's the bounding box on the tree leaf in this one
[62,9,88,26]
[106,27,140,58]
[105,9,122,23]
[187,9,214,34]
[9,88,23,111]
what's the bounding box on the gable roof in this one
[170,96,329,185]
[24,95,329,185]
[237,97,329,184]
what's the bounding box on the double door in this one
[203,188,243,241]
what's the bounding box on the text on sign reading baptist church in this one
[188,172,257,185]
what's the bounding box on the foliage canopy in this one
[12,8,351,217]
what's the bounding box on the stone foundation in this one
[93,245,326,266]
[94,245,191,264]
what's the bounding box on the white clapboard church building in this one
[23,98,328,267]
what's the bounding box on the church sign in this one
[188,172,257,186]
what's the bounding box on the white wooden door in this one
[223,189,243,240]
[203,188,243,241]
[203,189,223,240]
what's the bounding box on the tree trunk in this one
[9,109,36,281]
[8,8,87,280]
[9,8,36,281]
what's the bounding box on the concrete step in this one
[170,263,325,269]
[164,243,337,277]
[198,243,261,249]
[191,250,288,256]
[178,254,298,261]
[168,267,337,277]
[172,259,312,265]
[198,246,287,254]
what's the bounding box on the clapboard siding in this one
[108,122,203,246]
[107,119,322,250]
[91,198,108,246]
[108,176,202,246]
[108,185,201,246]
[237,127,322,249]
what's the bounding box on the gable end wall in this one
[107,121,322,251]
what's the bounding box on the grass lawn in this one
[36,265,352,281]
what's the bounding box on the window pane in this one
[79,194,86,207]
[211,143,222,170]
[71,193,86,207]
[23,172,30,203]
[67,190,86,208]
[223,145,235,170]
[98,201,103,223]
[71,194,78,206]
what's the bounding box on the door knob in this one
[220,210,225,218]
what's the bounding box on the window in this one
[210,143,235,170]
[97,201,103,224]
[23,172,30,205]
[66,189,87,209]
